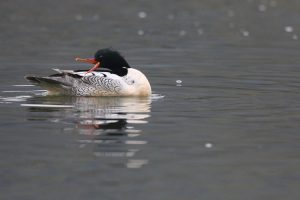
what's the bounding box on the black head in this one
[94,49,130,76]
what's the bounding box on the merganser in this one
[25,49,152,96]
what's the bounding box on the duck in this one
[25,49,152,96]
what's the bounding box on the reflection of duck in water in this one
[24,96,152,168]
[25,96,151,130]
[59,97,151,136]
[78,118,127,131]
[25,49,151,97]
[73,97,151,166]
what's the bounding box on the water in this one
[1,0,300,199]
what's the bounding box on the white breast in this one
[120,68,152,96]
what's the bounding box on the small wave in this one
[0,95,32,102]
[20,104,74,108]
[151,93,165,101]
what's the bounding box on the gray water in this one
[1,0,300,199]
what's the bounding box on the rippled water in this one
[1,0,300,200]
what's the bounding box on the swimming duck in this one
[25,49,152,96]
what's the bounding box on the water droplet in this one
[167,14,175,20]
[92,14,99,21]
[179,30,186,36]
[258,4,267,12]
[197,28,203,35]
[75,14,83,21]
[193,21,200,27]
[137,30,144,36]
[292,34,298,40]
[205,143,213,148]
[176,80,182,87]
[229,22,235,28]
[138,11,147,19]
[241,29,250,37]
[285,26,293,33]
[270,0,277,7]
[228,10,235,17]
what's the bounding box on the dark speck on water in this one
[1,0,300,200]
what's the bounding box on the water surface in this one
[1,0,300,200]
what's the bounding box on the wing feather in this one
[81,74,123,94]
[26,69,125,96]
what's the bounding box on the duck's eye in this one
[127,80,135,85]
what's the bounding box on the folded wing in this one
[25,69,123,96]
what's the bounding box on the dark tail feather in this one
[25,76,63,85]
[25,76,42,84]
[25,76,70,95]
